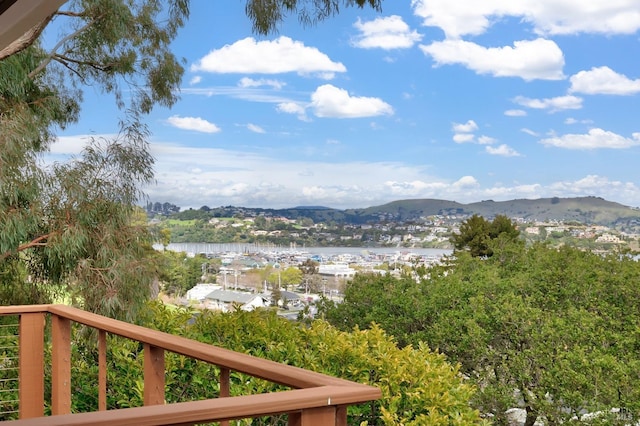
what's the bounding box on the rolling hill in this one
[346,196,640,228]
[169,197,640,230]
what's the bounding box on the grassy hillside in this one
[159,197,640,229]
[359,196,640,228]
[466,197,637,223]
[347,199,467,219]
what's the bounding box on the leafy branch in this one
[0,232,55,261]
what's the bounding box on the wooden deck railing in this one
[0,304,381,425]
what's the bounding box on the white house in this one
[204,289,267,312]
[595,234,622,244]
[185,283,222,301]
[318,263,356,279]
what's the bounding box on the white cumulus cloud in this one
[238,77,286,90]
[310,84,394,118]
[246,123,265,133]
[411,0,640,38]
[453,176,480,188]
[452,120,478,133]
[420,38,565,81]
[136,140,640,209]
[513,95,582,112]
[569,66,640,95]
[505,109,527,117]
[352,15,423,49]
[478,136,497,145]
[191,36,346,79]
[277,102,309,121]
[548,176,640,202]
[166,115,221,133]
[453,133,475,143]
[486,144,521,157]
[539,128,640,149]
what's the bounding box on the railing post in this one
[220,367,230,426]
[143,343,165,406]
[51,315,72,415]
[98,330,107,411]
[336,405,347,426]
[19,312,45,419]
[289,406,337,426]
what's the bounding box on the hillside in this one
[160,197,640,229]
[353,196,640,228]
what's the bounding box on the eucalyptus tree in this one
[0,0,383,319]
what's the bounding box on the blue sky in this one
[53,1,640,210]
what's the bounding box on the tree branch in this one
[0,233,54,261]
[54,10,88,18]
[52,53,118,72]
[28,19,95,79]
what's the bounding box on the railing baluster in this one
[98,330,107,411]
[143,344,165,406]
[335,405,347,426]
[289,406,337,425]
[18,313,44,419]
[51,315,71,415]
[220,367,230,426]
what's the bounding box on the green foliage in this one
[0,1,191,319]
[450,214,520,257]
[324,242,640,425]
[0,102,157,319]
[279,266,303,289]
[69,302,482,425]
[171,209,212,221]
[41,0,190,116]
[0,317,19,420]
[158,228,171,249]
[321,273,428,348]
[299,258,319,275]
[157,251,208,296]
[245,0,382,35]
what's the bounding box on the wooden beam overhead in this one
[0,0,67,52]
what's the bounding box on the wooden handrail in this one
[0,305,381,425]
[5,385,381,426]
[45,304,354,389]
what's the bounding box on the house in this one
[318,263,356,279]
[204,289,267,312]
[279,290,302,307]
[595,233,622,244]
[185,283,221,301]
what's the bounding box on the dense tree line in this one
[322,238,640,425]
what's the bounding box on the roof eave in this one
[0,0,67,51]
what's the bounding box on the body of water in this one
[155,242,452,258]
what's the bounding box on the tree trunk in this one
[150,277,160,299]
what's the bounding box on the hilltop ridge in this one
[151,196,640,230]
[350,196,639,226]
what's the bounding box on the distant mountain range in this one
[200,196,640,228]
